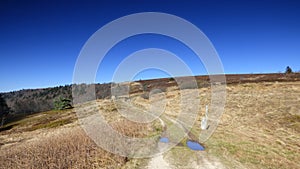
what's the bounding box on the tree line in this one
[0,83,113,125]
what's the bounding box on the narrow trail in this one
[147,153,171,169]
[146,146,226,169]
[113,99,226,169]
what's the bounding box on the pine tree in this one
[54,97,73,110]
[285,66,293,74]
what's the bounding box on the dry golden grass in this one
[95,99,163,138]
[1,81,299,168]
[0,127,126,169]
[205,82,300,169]
[142,81,300,168]
[111,119,160,138]
[0,99,159,169]
[97,81,300,168]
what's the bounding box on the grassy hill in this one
[2,73,300,115]
[0,73,300,168]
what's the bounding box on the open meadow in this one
[0,74,299,168]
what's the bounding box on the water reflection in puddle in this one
[159,137,169,143]
[186,140,205,151]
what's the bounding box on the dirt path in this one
[115,98,226,169]
[146,148,226,169]
[147,154,171,169]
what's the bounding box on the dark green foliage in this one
[2,85,72,115]
[168,77,175,81]
[0,94,10,127]
[1,83,113,115]
[285,66,293,74]
[54,97,73,110]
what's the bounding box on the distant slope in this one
[2,73,300,115]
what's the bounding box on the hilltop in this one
[0,73,300,168]
[2,73,300,116]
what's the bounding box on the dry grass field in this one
[0,75,299,168]
[206,81,300,169]
[0,110,127,169]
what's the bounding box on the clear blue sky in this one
[0,0,299,92]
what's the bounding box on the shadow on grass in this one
[0,125,14,132]
[1,109,75,133]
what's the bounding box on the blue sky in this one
[0,0,300,92]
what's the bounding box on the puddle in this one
[186,140,205,151]
[159,137,169,143]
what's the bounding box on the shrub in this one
[54,97,73,110]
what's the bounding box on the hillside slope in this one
[0,74,300,168]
